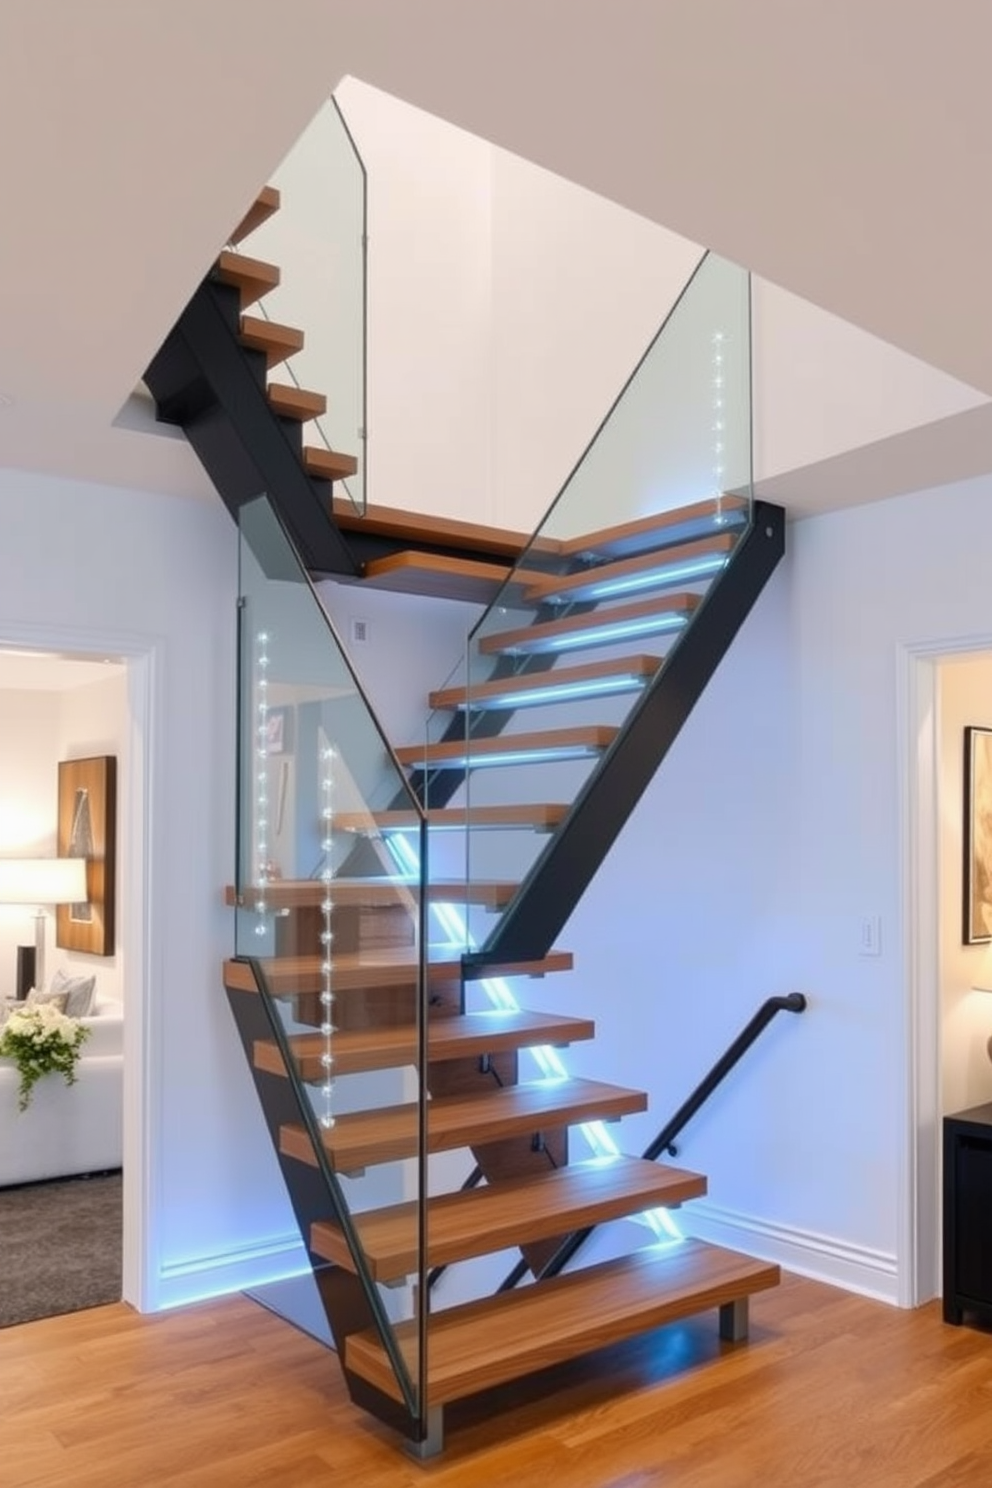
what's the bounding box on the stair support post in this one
[719,1297,749,1343]
[403,1407,445,1461]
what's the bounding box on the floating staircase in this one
[149,178,790,1456]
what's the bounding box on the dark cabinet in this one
[943,1102,992,1325]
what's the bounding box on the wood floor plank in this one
[2,1280,992,1483]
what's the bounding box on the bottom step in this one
[345,1238,779,1407]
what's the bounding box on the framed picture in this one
[964,726,992,944]
[264,706,292,756]
[56,755,117,957]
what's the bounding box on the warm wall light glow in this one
[0,858,87,904]
[971,947,992,994]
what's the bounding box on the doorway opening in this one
[904,640,992,1307]
[0,636,152,1323]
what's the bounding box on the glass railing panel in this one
[231,97,367,515]
[437,254,753,950]
[236,494,424,1418]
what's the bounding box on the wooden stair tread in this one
[394,725,617,769]
[312,1156,706,1280]
[214,249,280,308]
[239,314,304,369]
[556,495,750,560]
[523,531,737,605]
[304,446,359,482]
[256,1008,595,1081]
[280,1077,647,1171]
[347,1238,780,1405]
[322,497,744,571]
[267,382,327,421]
[361,551,513,604]
[331,499,535,560]
[480,593,699,657]
[334,804,568,833]
[225,878,518,910]
[229,185,280,244]
[429,655,662,712]
[223,949,573,997]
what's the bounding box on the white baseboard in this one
[152,1233,309,1312]
[680,1201,900,1305]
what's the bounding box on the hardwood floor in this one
[1,1272,990,1486]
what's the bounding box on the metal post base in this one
[719,1297,749,1343]
[403,1407,444,1461]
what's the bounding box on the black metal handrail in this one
[498,992,807,1291]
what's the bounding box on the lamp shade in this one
[0,857,88,905]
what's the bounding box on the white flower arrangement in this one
[0,1002,91,1112]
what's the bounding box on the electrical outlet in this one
[350,618,370,644]
[858,914,881,957]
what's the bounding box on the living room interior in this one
[0,651,127,1302]
[2,0,992,1476]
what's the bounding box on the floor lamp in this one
[0,857,88,997]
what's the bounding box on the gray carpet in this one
[0,1171,122,1327]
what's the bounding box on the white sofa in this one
[0,997,123,1186]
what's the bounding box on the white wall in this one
[253,80,986,536]
[0,690,60,992]
[253,86,495,526]
[0,469,299,1309]
[751,281,985,486]
[0,671,129,1005]
[535,471,992,1304]
[938,656,992,1117]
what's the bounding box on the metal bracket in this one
[719,1297,749,1343]
[403,1406,444,1460]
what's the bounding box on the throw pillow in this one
[25,986,69,1014]
[49,969,97,1019]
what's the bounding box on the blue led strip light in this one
[457,673,648,712]
[581,552,728,602]
[506,610,688,655]
[386,830,682,1247]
